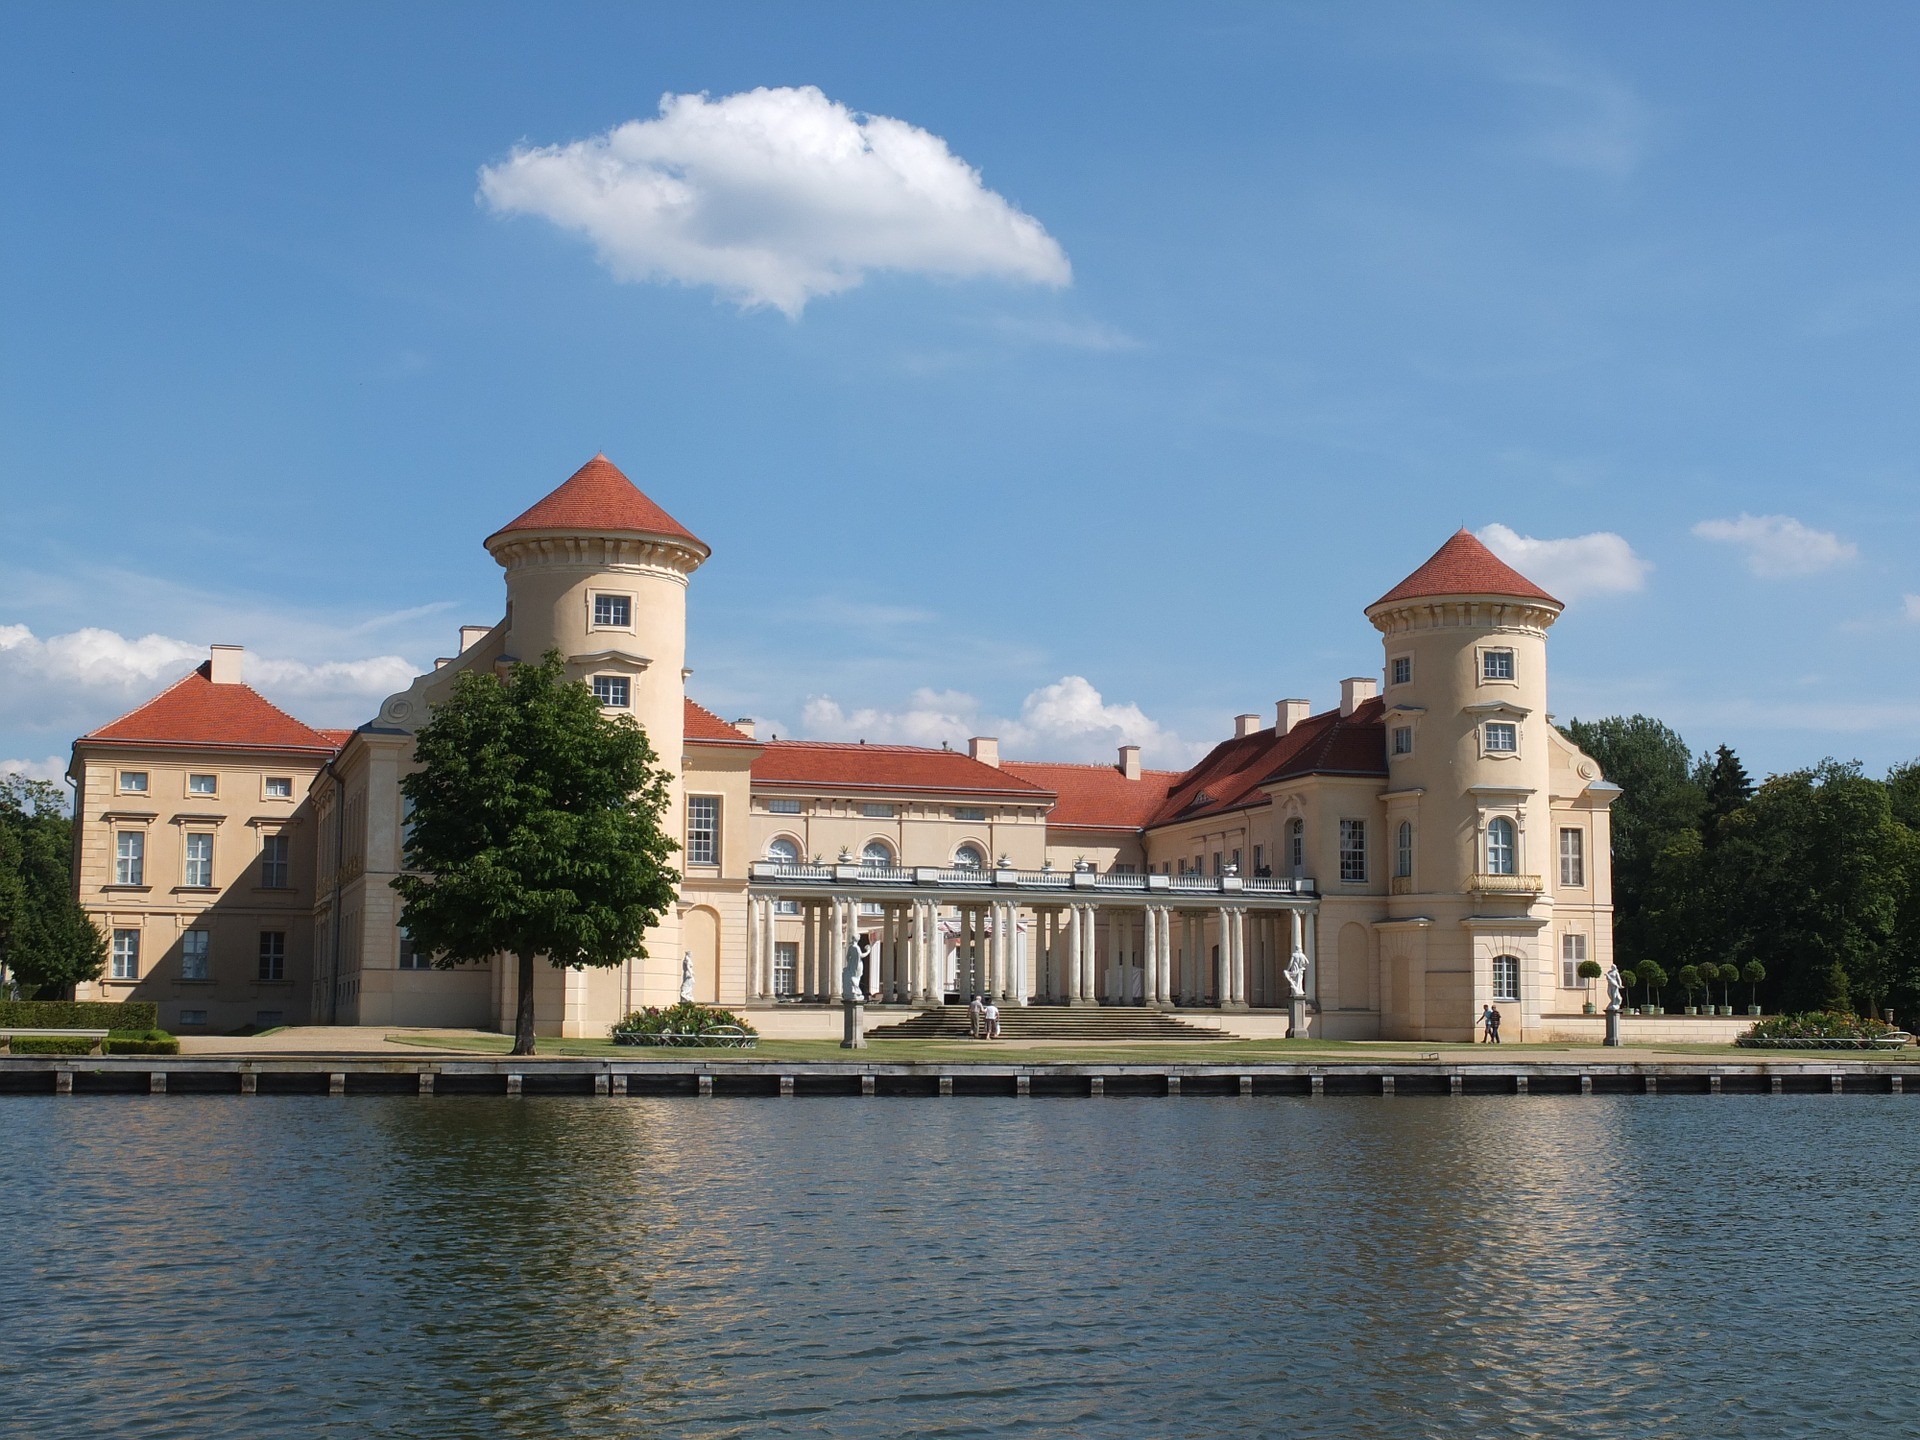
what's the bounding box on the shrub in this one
[103,1031,180,1055]
[9,1035,98,1055]
[0,1000,158,1031]
[1744,1011,1896,1042]
[614,1002,757,1040]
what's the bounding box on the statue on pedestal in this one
[841,933,869,1004]
[1285,946,1310,1000]
[1604,963,1625,1013]
[679,951,696,1003]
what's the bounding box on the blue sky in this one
[3,2,1918,784]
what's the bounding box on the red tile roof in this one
[1002,761,1182,831]
[1147,699,1387,827]
[486,454,706,551]
[685,699,756,745]
[78,665,345,755]
[753,741,1054,798]
[1372,529,1560,608]
[317,729,358,748]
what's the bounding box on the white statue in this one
[1285,946,1310,1000]
[841,933,869,1004]
[679,951,696,1003]
[1604,963,1625,1014]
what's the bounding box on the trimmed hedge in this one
[103,1034,180,1056]
[10,1036,98,1056]
[0,1000,158,1030]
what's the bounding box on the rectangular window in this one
[264,777,293,799]
[1483,649,1515,681]
[181,930,210,981]
[1391,725,1413,756]
[261,833,290,888]
[1559,828,1585,887]
[592,593,632,627]
[1492,954,1520,1002]
[767,798,802,815]
[183,832,214,887]
[773,941,798,997]
[1253,845,1265,873]
[188,773,218,795]
[775,898,799,916]
[952,806,987,822]
[119,771,148,794]
[1231,849,1241,873]
[1561,933,1589,988]
[398,930,429,970]
[258,931,286,982]
[687,796,719,866]
[1396,822,1414,879]
[591,675,630,708]
[115,830,146,885]
[111,929,140,980]
[1339,819,1367,883]
[860,803,896,819]
[1391,656,1411,686]
[1212,852,1223,875]
[1485,722,1518,753]
[178,1009,208,1026]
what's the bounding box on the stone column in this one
[1142,906,1159,1008]
[1227,908,1248,1010]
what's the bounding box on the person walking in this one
[983,999,1001,1040]
[969,993,986,1039]
[1480,1004,1498,1043]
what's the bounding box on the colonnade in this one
[743,894,1313,1010]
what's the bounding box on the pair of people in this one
[1479,1004,1503,1043]
[967,993,1001,1040]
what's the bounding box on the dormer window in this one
[1482,649,1515,682]
[592,676,630,708]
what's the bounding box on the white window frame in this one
[1559,828,1585,887]
[1390,655,1412,687]
[1484,722,1519,755]
[1338,819,1367,884]
[766,798,802,815]
[264,776,293,799]
[115,830,145,886]
[1561,933,1588,989]
[1485,817,1516,876]
[181,929,210,981]
[860,840,894,870]
[590,592,633,629]
[591,675,631,708]
[860,803,896,819]
[1492,954,1520,1002]
[187,773,218,796]
[1395,821,1414,879]
[1287,817,1305,876]
[686,796,720,867]
[1391,725,1413,756]
[953,844,987,870]
[258,931,287,982]
[773,941,798,997]
[952,806,987,822]
[1481,648,1516,683]
[111,929,140,980]
[118,771,148,794]
[183,832,215,888]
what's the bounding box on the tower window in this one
[1391,656,1411,686]
[591,675,630,708]
[1395,821,1413,879]
[1391,725,1413,756]
[592,594,632,627]
[1482,649,1515,681]
[1486,817,1516,875]
[1484,722,1518,753]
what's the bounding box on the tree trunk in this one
[512,948,538,1056]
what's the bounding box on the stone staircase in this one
[867,1004,1235,1042]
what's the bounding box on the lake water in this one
[1,1095,1913,1438]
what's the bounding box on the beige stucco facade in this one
[71,460,1616,1042]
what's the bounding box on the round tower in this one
[484,454,710,1022]
[1364,530,1563,1040]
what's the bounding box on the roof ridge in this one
[79,663,209,741]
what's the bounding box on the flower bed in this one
[612,1003,758,1049]
[1736,1011,1910,1049]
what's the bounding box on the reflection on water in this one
[1,1097,1914,1438]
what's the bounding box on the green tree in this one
[0,775,106,997]
[1885,758,1920,833]
[1699,745,1755,842]
[1741,959,1766,1010]
[1676,964,1703,1009]
[1559,716,1705,970]
[1635,958,1668,1009]
[391,652,681,1056]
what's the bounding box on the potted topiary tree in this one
[1578,958,1603,1013]
[1638,959,1669,1015]
[1618,966,1638,1014]
[1742,959,1766,1015]
[1716,964,1739,1014]
[1677,964,1702,1015]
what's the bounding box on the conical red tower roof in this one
[486,455,705,551]
[1371,529,1560,609]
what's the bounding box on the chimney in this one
[968,736,1000,768]
[1341,676,1378,717]
[459,625,491,653]
[208,645,243,686]
[1234,713,1261,739]
[1118,744,1141,781]
[732,718,757,740]
[1276,699,1310,735]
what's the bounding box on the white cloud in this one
[478,85,1071,317]
[1692,514,1858,578]
[1,756,67,785]
[799,675,1199,767]
[1477,524,1650,600]
[1903,595,1920,623]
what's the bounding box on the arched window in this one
[954,844,986,870]
[1486,817,1516,876]
[861,840,894,870]
[1287,818,1305,876]
[766,837,800,866]
[1492,954,1520,1002]
[1395,821,1414,879]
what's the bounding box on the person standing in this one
[1487,1006,1503,1044]
[969,993,986,1039]
[1480,1004,1498,1043]
[983,998,1001,1040]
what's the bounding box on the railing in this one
[998,869,1072,889]
[1093,872,1148,892]
[1469,873,1543,895]
[1169,873,1217,892]
[747,860,1315,901]
[1242,875,1314,895]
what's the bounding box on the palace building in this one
[68,455,1618,1042]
